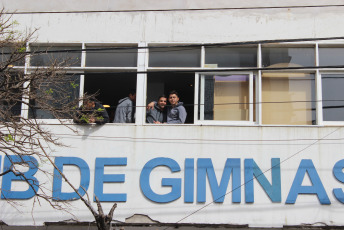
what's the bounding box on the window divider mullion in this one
[20,43,31,120]
[249,73,253,122]
[200,75,205,121]
[316,69,323,125]
[257,44,262,125]
[194,73,200,123]
[79,43,86,106]
[136,42,147,125]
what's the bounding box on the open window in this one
[84,73,137,122]
[195,72,255,125]
[146,72,194,124]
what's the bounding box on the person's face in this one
[129,93,136,101]
[85,101,95,110]
[169,94,179,106]
[157,97,167,109]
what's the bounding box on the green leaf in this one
[4,134,14,142]
[17,47,26,53]
[70,82,79,89]
[45,88,53,94]
[80,115,89,123]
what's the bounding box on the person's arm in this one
[126,105,132,123]
[114,104,127,123]
[95,105,109,124]
[73,107,87,124]
[146,109,155,123]
[178,106,187,123]
[146,101,156,110]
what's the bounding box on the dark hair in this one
[129,89,136,96]
[158,95,167,100]
[84,97,96,103]
[168,90,179,98]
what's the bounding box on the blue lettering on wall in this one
[140,157,181,203]
[94,157,127,202]
[332,159,344,203]
[1,155,39,200]
[184,158,194,203]
[286,159,330,204]
[244,158,281,203]
[197,158,241,203]
[1,155,344,205]
[52,157,90,201]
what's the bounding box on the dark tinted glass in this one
[205,47,257,67]
[149,47,201,67]
[86,47,137,67]
[29,75,80,119]
[0,47,25,67]
[30,46,81,67]
[262,47,314,67]
[319,48,344,66]
[0,72,24,121]
[322,74,344,121]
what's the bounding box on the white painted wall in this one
[4,2,344,43]
[0,1,344,227]
[0,125,343,227]
[1,0,344,13]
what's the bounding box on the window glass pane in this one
[322,74,344,121]
[262,72,315,125]
[262,47,315,67]
[319,48,344,66]
[29,75,80,119]
[149,47,201,67]
[0,47,25,67]
[205,47,257,67]
[0,72,23,121]
[199,74,250,121]
[86,47,137,67]
[30,46,81,67]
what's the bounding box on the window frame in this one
[12,41,344,126]
[194,71,255,126]
[319,71,344,126]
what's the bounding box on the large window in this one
[11,42,344,126]
[28,45,82,119]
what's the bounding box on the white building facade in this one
[1,0,344,228]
